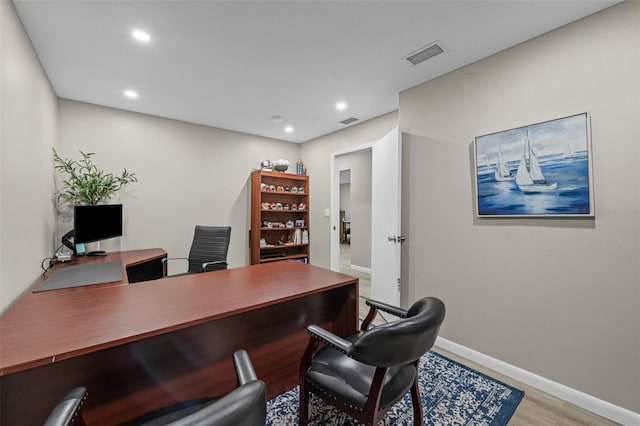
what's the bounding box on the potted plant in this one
[53,148,137,206]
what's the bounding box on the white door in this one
[371,127,401,305]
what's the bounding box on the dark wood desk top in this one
[0,252,357,376]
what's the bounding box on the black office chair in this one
[299,297,446,426]
[43,386,88,426]
[122,350,266,426]
[162,225,231,277]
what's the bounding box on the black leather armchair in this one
[162,225,231,277]
[122,349,266,426]
[299,297,445,426]
[43,387,88,426]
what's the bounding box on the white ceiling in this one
[13,0,618,143]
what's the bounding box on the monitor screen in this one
[74,204,123,244]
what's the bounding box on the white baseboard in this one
[350,264,371,274]
[435,337,640,425]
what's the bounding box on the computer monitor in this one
[73,204,123,254]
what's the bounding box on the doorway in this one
[330,126,402,311]
[337,157,372,318]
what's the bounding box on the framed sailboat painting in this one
[474,112,594,217]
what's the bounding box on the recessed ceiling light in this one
[132,30,150,42]
[284,126,293,133]
[124,90,138,99]
[336,102,347,111]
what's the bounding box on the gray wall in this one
[300,111,398,269]
[399,2,639,413]
[1,1,58,313]
[56,100,300,270]
[339,183,350,221]
[2,0,637,415]
[338,150,372,269]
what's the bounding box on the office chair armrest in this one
[361,299,408,330]
[202,260,228,272]
[307,324,352,355]
[161,257,189,276]
[233,350,257,385]
[365,299,408,318]
[161,257,189,264]
[43,387,88,426]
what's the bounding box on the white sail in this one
[494,147,514,181]
[515,151,533,186]
[515,128,557,192]
[515,135,533,186]
[528,147,545,182]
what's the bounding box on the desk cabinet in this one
[250,170,309,264]
[0,259,357,425]
[126,257,164,283]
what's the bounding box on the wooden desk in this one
[0,252,358,425]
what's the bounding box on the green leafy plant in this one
[53,148,137,205]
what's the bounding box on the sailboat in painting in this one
[564,144,576,158]
[494,147,514,181]
[515,129,557,193]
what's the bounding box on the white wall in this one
[57,100,300,271]
[400,2,639,413]
[1,0,58,313]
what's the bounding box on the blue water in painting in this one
[477,152,591,215]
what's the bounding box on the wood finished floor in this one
[338,244,619,425]
[435,348,618,426]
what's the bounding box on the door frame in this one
[329,142,374,272]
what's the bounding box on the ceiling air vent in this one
[405,42,445,66]
[340,117,359,125]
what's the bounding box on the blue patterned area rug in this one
[267,351,524,425]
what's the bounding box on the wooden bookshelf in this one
[250,170,309,264]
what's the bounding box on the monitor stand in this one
[61,230,77,255]
[86,241,105,257]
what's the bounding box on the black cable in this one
[41,257,54,275]
[41,244,68,275]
